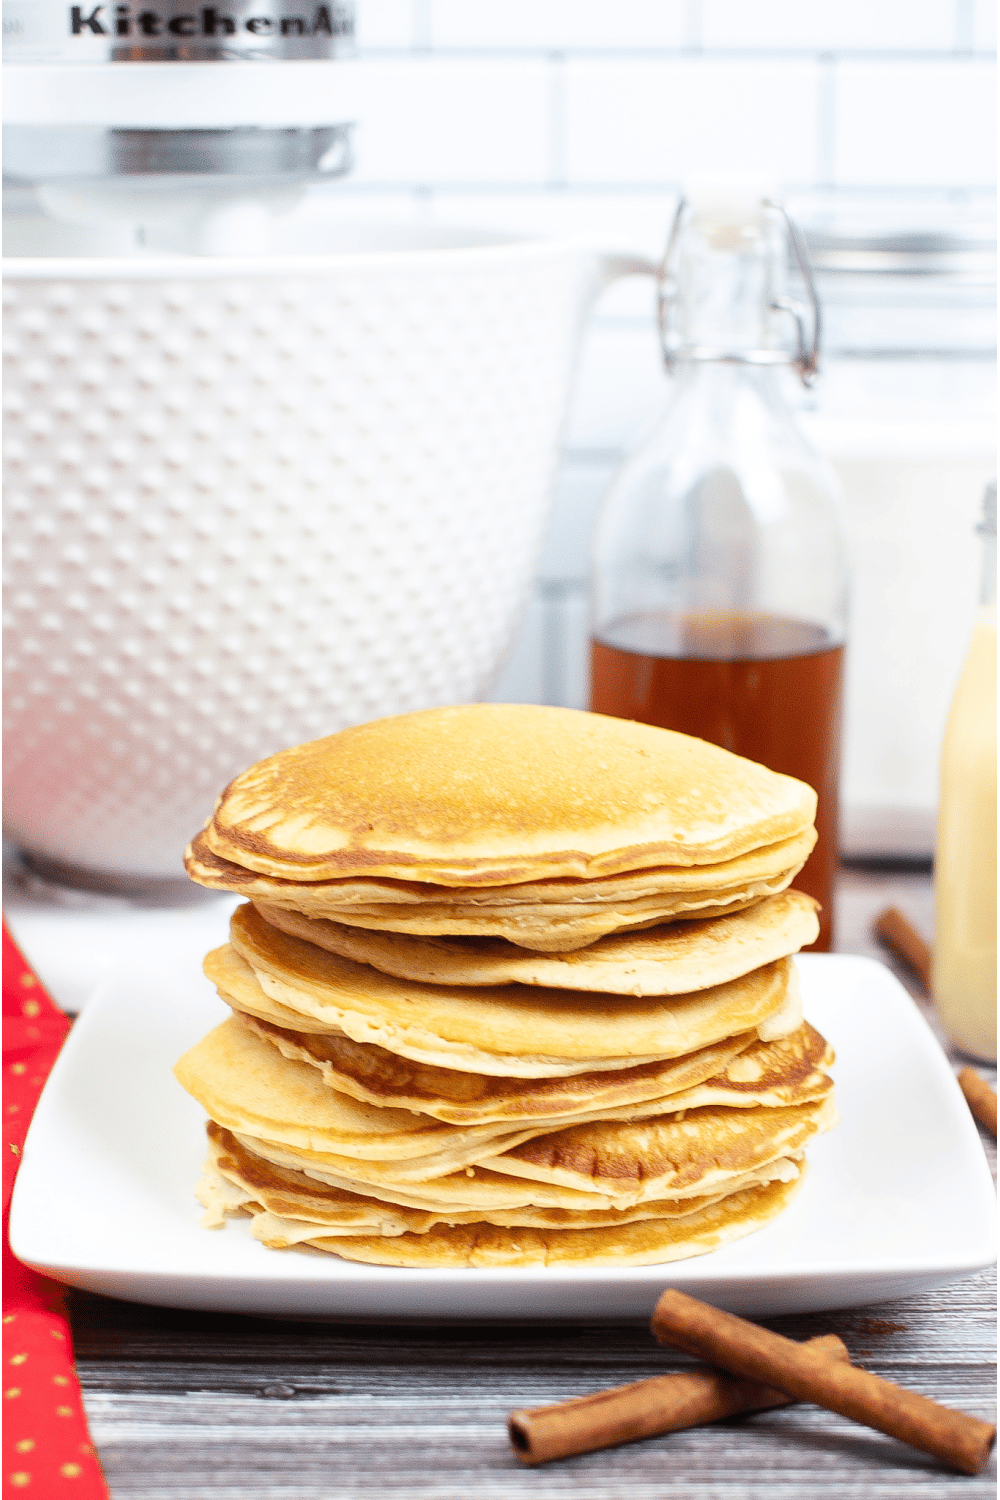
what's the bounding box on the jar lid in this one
[790,196,996,284]
[803,228,996,281]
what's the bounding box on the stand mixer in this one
[3,5,651,888]
[3,0,357,258]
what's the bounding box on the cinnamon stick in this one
[958,1067,998,1138]
[873,907,932,993]
[508,1333,849,1465]
[652,1289,996,1476]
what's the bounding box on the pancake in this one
[176,1016,824,1194]
[487,1094,837,1201]
[275,878,802,953]
[231,1130,675,1211]
[234,1006,832,1125]
[253,890,819,994]
[195,704,816,886]
[199,1122,457,1237]
[299,1174,807,1268]
[216,904,800,1075]
[652,1024,833,1111]
[185,824,816,904]
[187,833,811,951]
[230,1127,802,1213]
[174,1018,549,1172]
[226,1010,755,1122]
[178,706,831,1273]
[199,1124,803,1246]
[222,1092,833,1205]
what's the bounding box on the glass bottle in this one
[590,193,849,950]
[932,480,997,1062]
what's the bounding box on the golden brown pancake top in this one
[197,704,817,886]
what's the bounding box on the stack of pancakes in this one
[175,704,836,1269]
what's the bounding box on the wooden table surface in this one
[64,867,997,1499]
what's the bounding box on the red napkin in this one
[3,921,110,1498]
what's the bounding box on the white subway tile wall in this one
[564,58,822,184]
[833,60,997,186]
[700,0,959,52]
[353,0,411,49]
[429,0,688,51]
[348,58,552,183]
[319,1,996,854]
[974,0,998,51]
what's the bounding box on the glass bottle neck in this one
[672,359,784,394]
[666,360,804,438]
[674,224,784,359]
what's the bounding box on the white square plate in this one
[10,952,996,1320]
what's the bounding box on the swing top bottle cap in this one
[683,180,778,237]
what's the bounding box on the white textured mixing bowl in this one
[3,228,647,883]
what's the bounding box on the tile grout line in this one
[954,0,977,51]
[410,0,431,52]
[682,0,703,53]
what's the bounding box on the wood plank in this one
[72,1269,996,1499]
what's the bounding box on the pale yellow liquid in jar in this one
[933,605,998,1061]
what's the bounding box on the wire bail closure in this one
[656,197,822,388]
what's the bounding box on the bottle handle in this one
[657,197,821,387]
[766,200,822,387]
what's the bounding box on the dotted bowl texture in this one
[3,244,607,878]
